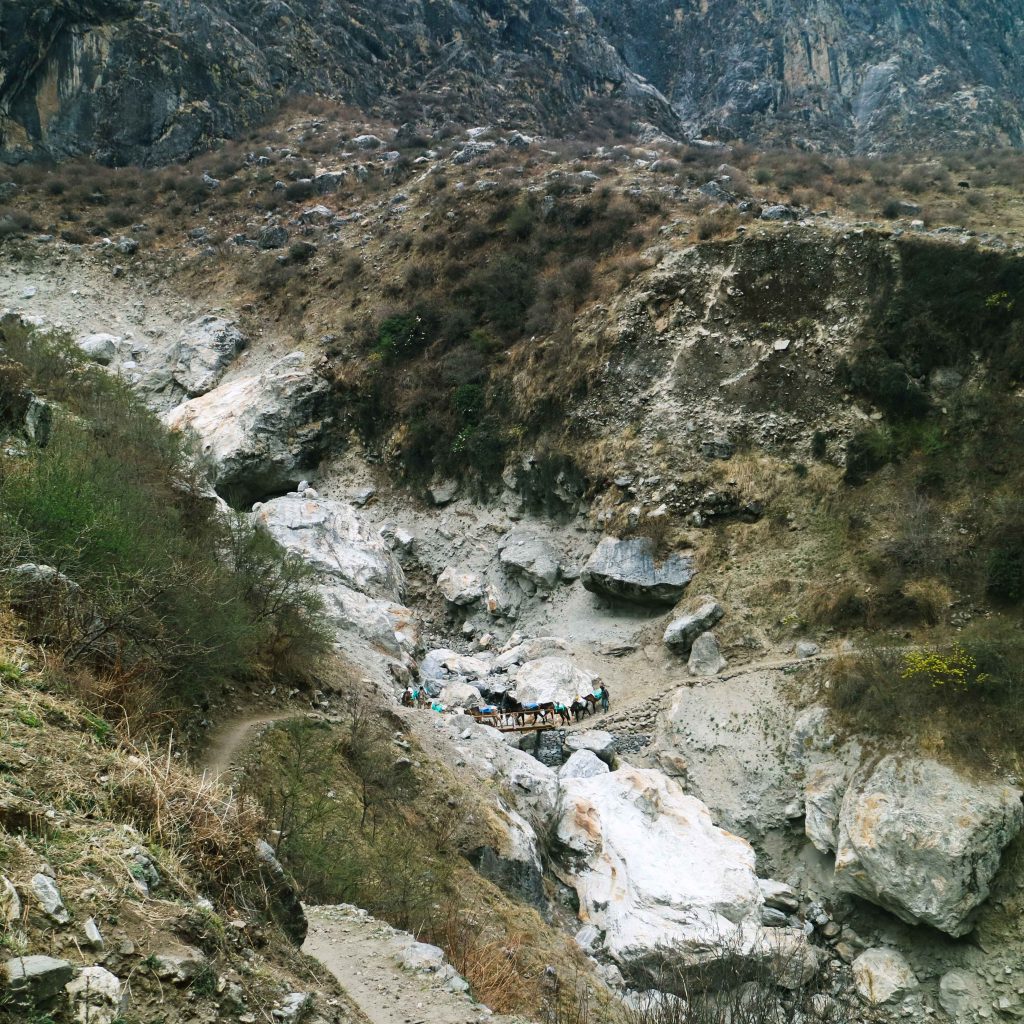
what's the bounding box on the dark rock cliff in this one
[3,0,1024,164]
[581,0,1024,152]
[0,0,670,165]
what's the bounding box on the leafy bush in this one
[828,623,1024,768]
[0,322,328,716]
[987,541,1024,602]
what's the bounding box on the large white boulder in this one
[514,656,597,707]
[420,649,492,681]
[172,315,247,397]
[165,351,332,506]
[581,537,694,606]
[555,765,764,967]
[255,494,412,656]
[834,756,1023,935]
[560,750,610,780]
[564,730,616,764]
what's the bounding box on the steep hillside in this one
[5,1,1024,164]
[0,0,670,165]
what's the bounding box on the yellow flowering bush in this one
[901,645,989,690]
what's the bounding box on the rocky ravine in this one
[4,244,1024,1022]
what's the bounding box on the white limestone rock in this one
[514,656,597,708]
[852,948,919,1005]
[65,965,124,1024]
[835,756,1023,935]
[555,765,764,968]
[560,749,610,780]
[165,352,332,506]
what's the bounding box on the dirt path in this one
[198,711,309,777]
[304,906,510,1024]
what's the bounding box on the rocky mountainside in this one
[0,0,669,165]
[4,0,1024,163]
[581,0,1024,153]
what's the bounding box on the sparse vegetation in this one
[0,322,329,727]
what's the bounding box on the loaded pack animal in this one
[466,705,501,728]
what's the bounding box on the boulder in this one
[0,876,21,925]
[760,204,799,222]
[499,530,562,589]
[274,992,313,1022]
[834,756,1023,935]
[256,840,308,945]
[663,601,724,655]
[437,567,484,606]
[420,649,492,681]
[65,965,124,1024]
[255,494,410,656]
[563,730,616,764]
[164,352,333,507]
[258,225,289,249]
[581,537,694,606]
[852,948,918,1005]
[77,333,118,365]
[31,873,69,924]
[398,941,445,971]
[153,948,210,983]
[514,657,597,708]
[494,637,569,669]
[172,316,248,397]
[4,955,75,1011]
[555,765,764,967]
[439,681,483,708]
[758,879,799,915]
[560,749,610,780]
[803,762,848,855]
[939,970,984,1020]
[688,632,726,676]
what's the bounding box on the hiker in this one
[401,686,414,707]
[600,683,610,712]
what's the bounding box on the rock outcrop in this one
[581,537,694,607]
[555,764,765,967]
[6,1,1022,163]
[581,0,1024,152]
[254,492,413,659]
[164,352,333,507]
[0,0,671,165]
[834,756,1024,936]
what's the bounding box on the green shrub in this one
[828,623,1024,769]
[987,542,1024,603]
[0,322,328,711]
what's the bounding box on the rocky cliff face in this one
[0,0,669,165]
[5,0,1024,164]
[581,0,1024,152]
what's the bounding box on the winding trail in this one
[196,710,507,1024]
